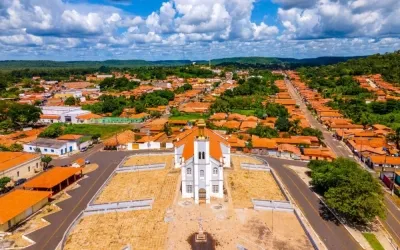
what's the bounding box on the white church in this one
[174,120,230,204]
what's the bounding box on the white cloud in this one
[0,0,399,60]
[277,0,400,39]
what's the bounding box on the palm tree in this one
[386,127,400,150]
[289,119,302,135]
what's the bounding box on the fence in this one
[380,172,400,196]
[252,199,293,212]
[117,163,166,173]
[240,163,271,171]
[85,199,154,215]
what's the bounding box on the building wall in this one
[23,145,67,156]
[0,157,41,181]
[0,197,48,231]
[39,118,60,124]
[138,142,161,150]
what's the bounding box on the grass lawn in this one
[362,233,385,250]
[169,113,209,121]
[231,109,256,116]
[47,123,132,139]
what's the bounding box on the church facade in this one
[174,120,230,204]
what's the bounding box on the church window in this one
[202,152,205,159]
[213,167,218,175]
[186,185,192,193]
[200,170,204,178]
[198,152,202,159]
[187,168,192,175]
[212,185,219,193]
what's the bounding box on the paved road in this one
[285,76,400,246]
[263,157,362,250]
[51,143,104,167]
[25,149,172,250]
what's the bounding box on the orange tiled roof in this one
[57,134,83,140]
[0,190,51,224]
[240,121,257,130]
[174,127,229,161]
[222,120,241,129]
[0,152,40,172]
[252,135,278,149]
[227,113,246,121]
[303,148,336,159]
[76,113,102,120]
[103,130,135,146]
[274,99,296,105]
[23,167,81,189]
[40,114,60,120]
[209,113,227,120]
[278,144,301,155]
[368,155,400,165]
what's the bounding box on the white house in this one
[174,120,230,204]
[23,138,74,156]
[40,106,91,124]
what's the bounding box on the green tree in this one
[64,96,77,106]
[275,116,291,132]
[309,158,385,224]
[247,125,279,138]
[9,143,23,152]
[386,127,400,150]
[289,119,302,135]
[39,124,63,138]
[301,127,324,141]
[0,177,11,190]
[7,103,41,129]
[41,155,52,168]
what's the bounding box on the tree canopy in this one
[308,158,385,224]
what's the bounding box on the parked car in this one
[80,147,88,152]
[15,178,27,186]
[85,159,91,164]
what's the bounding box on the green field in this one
[169,113,209,121]
[48,124,132,139]
[362,233,385,250]
[231,109,256,116]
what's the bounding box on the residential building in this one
[0,190,51,231]
[23,167,82,194]
[175,120,229,204]
[23,138,71,156]
[41,106,91,124]
[0,152,41,180]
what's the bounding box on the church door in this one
[199,188,206,201]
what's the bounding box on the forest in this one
[298,51,400,129]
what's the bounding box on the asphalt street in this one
[25,150,171,250]
[285,77,400,246]
[263,157,362,250]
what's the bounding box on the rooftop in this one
[0,152,40,172]
[23,167,82,189]
[0,190,51,224]
[25,138,68,149]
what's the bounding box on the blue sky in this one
[0,0,399,61]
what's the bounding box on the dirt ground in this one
[231,155,263,169]
[94,154,175,204]
[123,154,174,168]
[65,154,180,250]
[165,199,313,250]
[228,155,285,208]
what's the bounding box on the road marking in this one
[40,161,116,250]
[386,204,400,232]
[380,218,400,245]
[278,167,356,249]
